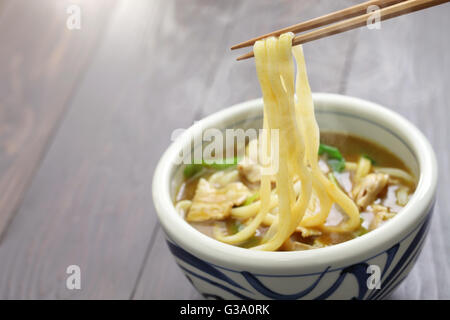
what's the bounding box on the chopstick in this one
[231,0,406,50]
[234,0,450,61]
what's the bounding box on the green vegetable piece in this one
[319,143,346,173]
[183,157,240,179]
[355,217,368,237]
[362,154,376,165]
[183,163,204,178]
[318,143,343,160]
[227,220,242,235]
[240,236,261,248]
[243,191,260,206]
[205,157,240,170]
[356,226,368,237]
[328,159,346,173]
[227,220,248,236]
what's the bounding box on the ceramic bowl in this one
[152,93,437,300]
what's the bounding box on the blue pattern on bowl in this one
[165,206,433,300]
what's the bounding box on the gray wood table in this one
[0,0,448,299]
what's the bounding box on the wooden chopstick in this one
[235,0,450,61]
[231,0,406,50]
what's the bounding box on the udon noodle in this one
[213,33,360,250]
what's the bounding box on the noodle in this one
[355,157,372,182]
[251,34,312,251]
[214,33,360,250]
[212,40,275,245]
[374,167,416,186]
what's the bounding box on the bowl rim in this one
[152,93,438,274]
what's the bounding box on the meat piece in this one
[208,169,240,188]
[295,226,322,238]
[186,178,250,222]
[238,157,262,183]
[238,138,276,184]
[352,173,389,210]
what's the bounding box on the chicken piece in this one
[186,178,250,222]
[208,169,240,188]
[237,138,260,183]
[369,204,385,230]
[352,173,389,210]
[238,157,262,183]
[295,226,322,238]
[372,204,389,214]
[237,138,277,184]
[373,204,396,219]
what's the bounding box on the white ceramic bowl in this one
[152,93,437,300]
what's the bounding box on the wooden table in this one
[0,0,448,299]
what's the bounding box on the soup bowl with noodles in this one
[152,93,437,300]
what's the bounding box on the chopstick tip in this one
[236,51,254,61]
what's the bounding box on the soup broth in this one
[175,132,416,251]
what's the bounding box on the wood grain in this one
[0,0,244,299]
[0,0,116,239]
[0,0,166,299]
[132,225,201,300]
[342,4,450,299]
[0,0,448,300]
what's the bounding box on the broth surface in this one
[175,132,416,251]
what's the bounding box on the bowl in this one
[152,93,437,300]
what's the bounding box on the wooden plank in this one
[0,0,116,238]
[132,225,201,300]
[134,0,362,299]
[0,0,243,299]
[342,4,450,299]
[0,0,163,300]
